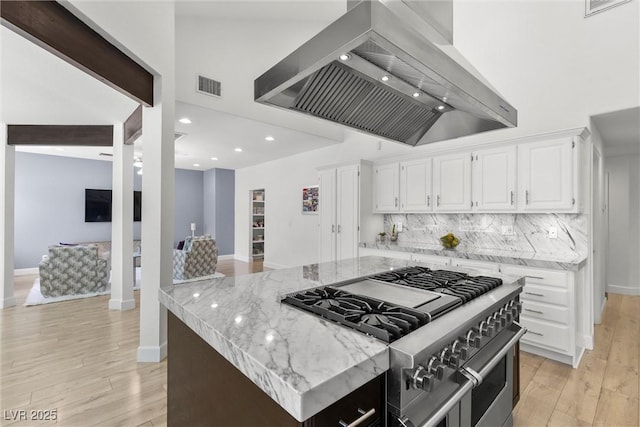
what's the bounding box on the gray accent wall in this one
[175,168,204,243]
[202,168,235,256]
[214,168,235,256]
[14,152,207,268]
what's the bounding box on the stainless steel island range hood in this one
[255,0,517,146]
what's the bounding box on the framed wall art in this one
[302,185,319,214]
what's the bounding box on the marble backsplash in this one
[383,213,588,256]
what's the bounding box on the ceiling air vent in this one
[197,75,221,97]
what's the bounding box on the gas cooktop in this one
[281,266,503,343]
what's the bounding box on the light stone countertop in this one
[159,256,425,422]
[360,241,587,271]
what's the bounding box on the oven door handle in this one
[401,379,475,427]
[466,322,527,383]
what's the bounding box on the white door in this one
[400,158,432,212]
[433,153,472,211]
[318,169,336,263]
[519,138,574,210]
[337,164,360,260]
[473,146,517,211]
[374,163,400,213]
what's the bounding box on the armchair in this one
[173,235,218,280]
[39,245,109,297]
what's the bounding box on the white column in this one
[0,124,16,309]
[109,123,135,310]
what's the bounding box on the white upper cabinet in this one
[374,163,400,213]
[433,152,472,212]
[336,164,360,260]
[472,146,517,211]
[518,137,576,211]
[400,158,432,212]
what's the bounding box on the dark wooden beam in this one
[1,1,154,106]
[7,125,113,146]
[124,105,142,145]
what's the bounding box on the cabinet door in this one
[519,138,574,210]
[433,153,472,211]
[318,169,336,263]
[374,163,400,213]
[473,146,516,211]
[400,158,432,212]
[337,165,360,260]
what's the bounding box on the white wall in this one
[589,121,607,321]
[605,154,640,295]
[235,0,639,268]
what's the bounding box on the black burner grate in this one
[369,267,503,304]
[282,287,430,343]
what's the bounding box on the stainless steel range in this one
[282,266,525,427]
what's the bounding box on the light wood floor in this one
[1,264,638,426]
[514,293,640,426]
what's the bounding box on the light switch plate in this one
[397,222,403,232]
[549,227,558,239]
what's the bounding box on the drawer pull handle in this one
[524,291,545,297]
[527,330,544,337]
[338,408,376,427]
[524,308,544,315]
[525,275,545,280]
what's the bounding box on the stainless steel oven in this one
[396,322,526,427]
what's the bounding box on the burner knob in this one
[411,366,435,392]
[479,321,494,338]
[438,347,458,368]
[466,330,482,348]
[451,340,470,361]
[493,312,506,327]
[427,357,445,380]
[500,307,513,323]
[487,316,500,333]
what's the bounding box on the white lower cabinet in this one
[500,264,583,368]
[412,253,450,266]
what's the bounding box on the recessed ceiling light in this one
[412,92,421,98]
[381,75,391,82]
[234,148,242,152]
[211,157,218,161]
[179,118,191,124]
[443,96,448,102]
[55,147,64,151]
[193,163,200,167]
[339,53,351,61]
[437,105,445,110]
[265,136,275,142]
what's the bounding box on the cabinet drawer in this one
[521,300,569,324]
[520,284,568,306]
[451,258,500,272]
[520,317,570,353]
[500,264,569,288]
[412,254,450,266]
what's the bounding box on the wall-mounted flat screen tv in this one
[85,189,142,222]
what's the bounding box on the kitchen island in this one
[159,256,523,426]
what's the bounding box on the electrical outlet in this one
[501,226,514,236]
[549,227,558,239]
[397,222,403,232]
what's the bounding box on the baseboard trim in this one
[595,297,607,325]
[14,268,38,276]
[137,341,168,362]
[582,333,594,350]
[109,298,136,311]
[263,261,290,270]
[234,254,250,263]
[218,254,234,261]
[606,284,640,296]
[0,296,16,309]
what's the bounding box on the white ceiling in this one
[1,3,345,170]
